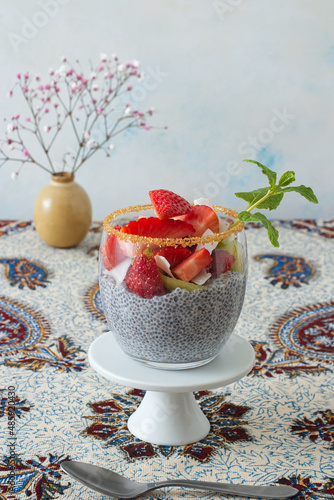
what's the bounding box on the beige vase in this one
[34,172,92,248]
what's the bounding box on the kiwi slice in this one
[161,274,204,291]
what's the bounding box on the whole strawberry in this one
[126,248,166,298]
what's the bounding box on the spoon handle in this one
[150,480,298,499]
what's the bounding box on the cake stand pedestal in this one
[88,332,255,446]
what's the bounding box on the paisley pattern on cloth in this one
[83,282,105,322]
[0,454,71,500]
[270,301,334,362]
[0,258,49,290]
[0,296,51,356]
[254,253,315,288]
[291,409,334,450]
[0,219,333,499]
[250,301,334,377]
[0,297,86,372]
[82,389,252,462]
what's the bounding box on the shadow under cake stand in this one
[88,332,255,446]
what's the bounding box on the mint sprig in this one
[231,159,318,247]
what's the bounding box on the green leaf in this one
[234,187,270,206]
[235,187,284,210]
[281,185,318,204]
[237,211,280,247]
[256,191,284,210]
[243,159,277,188]
[278,171,295,187]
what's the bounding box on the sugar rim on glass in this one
[103,204,244,247]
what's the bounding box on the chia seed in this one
[99,271,246,368]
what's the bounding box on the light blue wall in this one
[0,0,333,220]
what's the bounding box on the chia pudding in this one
[100,270,246,368]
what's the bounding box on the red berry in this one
[209,249,236,278]
[176,205,220,237]
[121,217,195,239]
[126,249,166,298]
[101,225,126,270]
[153,246,193,268]
[172,248,213,282]
[149,189,192,218]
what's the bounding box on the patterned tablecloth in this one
[0,219,333,500]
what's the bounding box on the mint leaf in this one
[279,171,295,187]
[234,187,270,206]
[237,211,280,247]
[281,185,318,204]
[255,191,284,210]
[235,187,284,210]
[243,159,277,188]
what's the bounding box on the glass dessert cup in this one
[99,204,247,370]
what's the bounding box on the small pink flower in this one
[17,73,21,79]
[38,85,44,91]
[25,117,31,122]
[49,68,54,75]
[14,114,20,120]
[67,68,74,75]
[92,99,97,104]
[97,107,102,115]
[55,87,60,92]
[131,70,137,75]
[127,85,133,91]
[145,125,150,131]
[23,87,28,92]
[53,103,59,108]
[100,53,108,62]
[23,149,29,156]
[24,74,29,79]
[45,108,49,113]
[7,91,13,98]
[98,65,104,71]
[108,88,113,93]
[45,84,51,90]
[43,125,51,133]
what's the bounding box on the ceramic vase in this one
[34,172,92,248]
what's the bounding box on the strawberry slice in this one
[209,249,236,278]
[101,225,126,271]
[126,248,166,298]
[149,189,192,218]
[172,248,213,282]
[121,217,195,239]
[153,246,193,268]
[176,205,220,237]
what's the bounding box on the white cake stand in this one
[88,332,255,446]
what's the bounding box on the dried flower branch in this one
[1,54,162,178]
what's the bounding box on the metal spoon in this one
[61,460,298,499]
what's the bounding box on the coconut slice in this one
[195,229,219,254]
[154,255,174,278]
[194,197,213,208]
[104,257,132,285]
[191,268,212,285]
